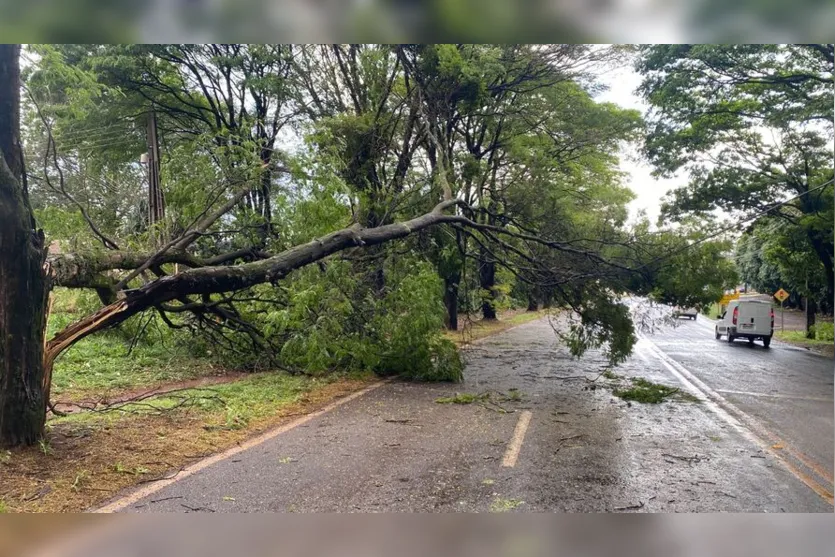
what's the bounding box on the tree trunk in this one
[527,294,539,312]
[806,233,834,311]
[444,273,460,330]
[805,296,817,339]
[479,253,497,320]
[0,44,50,447]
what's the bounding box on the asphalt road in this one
[86,316,832,515]
[639,315,834,500]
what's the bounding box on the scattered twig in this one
[383,418,421,427]
[661,453,709,465]
[150,496,184,504]
[47,400,68,417]
[479,399,511,414]
[24,485,52,502]
[55,387,225,417]
[614,501,644,511]
[180,503,216,512]
[138,467,185,484]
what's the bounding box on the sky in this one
[593,62,684,226]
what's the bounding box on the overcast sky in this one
[593,62,684,226]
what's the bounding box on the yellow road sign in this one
[774,288,790,303]
[719,292,739,306]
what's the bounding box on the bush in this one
[813,322,834,342]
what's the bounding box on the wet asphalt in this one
[640,315,833,498]
[104,317,832,513]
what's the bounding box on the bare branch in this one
[25,85,121,250]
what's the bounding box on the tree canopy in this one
[637,44,834,309]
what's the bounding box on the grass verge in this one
[48,305,221,403]
[774,331,835,357]
[704,303,722,320]
[0,372,375,512]
[444,309,549,346]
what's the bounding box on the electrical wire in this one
[634,177,835,272]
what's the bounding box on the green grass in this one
[47,305,217,400]
[505,311,548,326]
[775,330,834,347]
[704,303,722,319]
[614,378,699,404]
[50,332,215,400]
[50,371,332,429]
[445,309,548,345]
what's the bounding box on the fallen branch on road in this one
[661,453,710,465]
[614,501,644,511]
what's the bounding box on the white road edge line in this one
[636,333,834,505]
[502,410,533,468]
[715,389,834,403]
[92,379,391,513]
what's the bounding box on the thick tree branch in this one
[45,199,459,364]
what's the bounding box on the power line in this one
[635,177,835,273]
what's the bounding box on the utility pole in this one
[146,110,164,245]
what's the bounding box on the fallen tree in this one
[2,44,740,447]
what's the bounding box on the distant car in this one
[673,306,699,320]
[715,299,773,347]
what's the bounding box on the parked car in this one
[673,306,699,320]
[715,299,774,347]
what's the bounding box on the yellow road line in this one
[637,334,833,505]
[502,410,533,468]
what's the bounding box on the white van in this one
[715,299,774,347]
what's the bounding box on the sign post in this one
[774,288,790,332]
